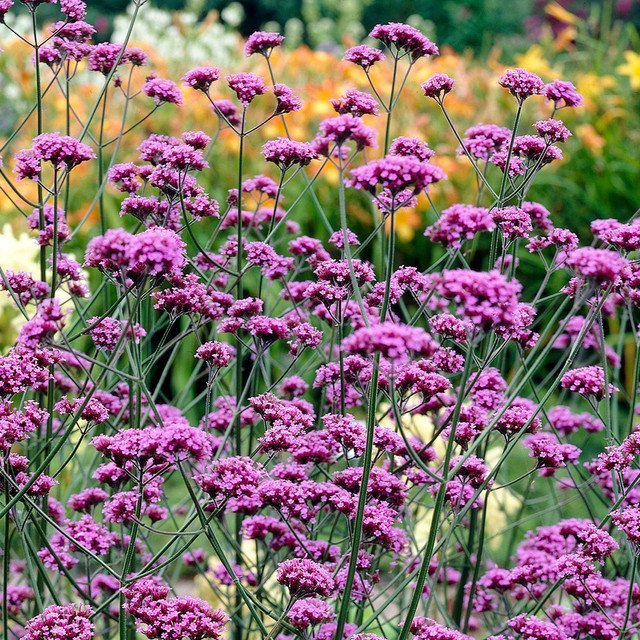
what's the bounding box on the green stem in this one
[618,556,638,640]
[2,482,10,638]
[334,199,398,637]
[233,109,247,640]
[397,353,475,640]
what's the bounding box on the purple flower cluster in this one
[422,73,455,99]
[124,578,227,640]
[561,365,618,400]
[15,133,94,180]
[142,76,183,105]
[369,22,438,60]
[262,137,317,170]
[23,604,94,640]
[227,72,267,106]
[498,68,545,101]
[343,45,386,70]
[244,31,285,57]
[425,203,494,248]
[348,154,446,195]
[85,226,187,281]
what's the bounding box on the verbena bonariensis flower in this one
[566,246,629,284]
[276,558,335,596]
[611,506,640,549]
[85,227,187,280]
[369,22,438,60]
[142,77,183,105]
[314,115,377,155]
[273,82,302,114]
[0,0,13,21]
[347,154,446,195]
[411,617,473,640]
[23,603,94,640]
[523,433,581,476]
[425,203,494,248]
[421,73,454,100]
[331,89,379,117]
[343,44,385,70]
[560,365,618,400]
[288,597,335,629]
[498,68,545,102]
[15,133,94,179]
[87,42,125,74]
[88,316,145,351]
[226,72,267,107]
[124,578,227,640]
[183,66,220,92]
[262,137,317,170]
[389,136,434,161]
[491,205,533,240]
[244,30,285,57]
[194,341,235,368]
[534,118,571,143]
[544,79,584,108]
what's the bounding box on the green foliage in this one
[141,0,532,50]
[360,0,533,52]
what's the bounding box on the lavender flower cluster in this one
[0,3,639,640]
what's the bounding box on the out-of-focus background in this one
[18,0,640,53]
[1,0,638,238]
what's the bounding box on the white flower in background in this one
[0,224,85,349]
[220,2,245,28]
[0,223,39,348]
[0,223,39,274]
[113,3,241,69]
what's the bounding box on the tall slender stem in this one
[397,353,475,640]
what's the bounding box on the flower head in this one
[142,77,183,105]
[331,89,379,117]
[262,138,316,170]
[244,31,284,57]
[544,80,583,107]
[227,73,267,106]
[273,83,302,113]
[369,22,438,60]
[422,73,454,99]
[348,155,445,195]
[195,341,235,368]
[561,366,618,400]
[343,45,385,71]
[23,604,94,640]
[277,558,335,596]
[498,68,544,102]
[183,66,220,92]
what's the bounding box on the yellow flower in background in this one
[514,45,560,80]
[553,25,577,52]
[575,72,617,110]
[0,225,83,349]
[387,208,423,242]
[545,2,579,52]
[575,123,605,153]
[545,2,578,25]
[618,51,640,90]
